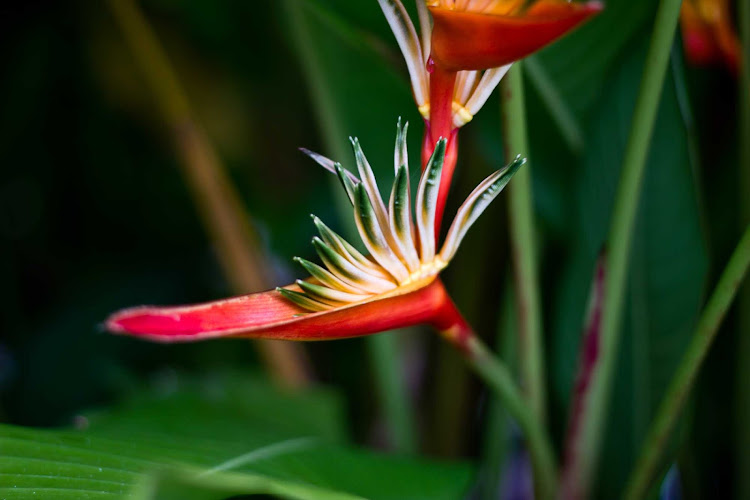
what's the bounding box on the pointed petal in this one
[429,1,603,71]
[415,0,432,62]
[335,164,358,205]
[313,237,396,294]
[350,137,407,262]
[440,155,524,262]
[277,287,330,312]
[389,164,420,272]
[106,278,450,342]
[294,256,371,295]
[353,184,410,282]
[459,65,512,125]
[415,138,446,263]
[455,70,479,105]
[312,215,392,280]
[300,148,361,186]
[394,118,410,175]
[296,279,370,305]
[377,0,428,107]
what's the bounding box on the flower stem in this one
[736,2,750,497]
[565,0,684,493]
[436,297,556,500]
[107,0,310,389]
[500,63,546,423]
[623,225,750,500]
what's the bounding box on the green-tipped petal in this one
[312,215,392,280]
[276,287,329,312]
[389,164,420,272]
[394,118,409,174]
[335,163,357,205]
[440,155,524,263]
[415,138,446,263]
[296,279,369,305]
[294,256,369,295]
[350,137,406,261]
[312,237,396,294]
[353,184,410,282]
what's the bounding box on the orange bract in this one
[680,0,740,74]
[429,0,603,71]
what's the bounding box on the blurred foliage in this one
[0,371,472,499]
[0,0,745,498]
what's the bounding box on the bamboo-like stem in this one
[437,303,556,500]
[500,63,546,423]
[623,226,750,500]
[481,282,518,500]
[564,0,684,494]
[107,0,310,388]
[283,0,416,452]
[736,1,750,496]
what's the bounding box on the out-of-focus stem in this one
[624,226,750,500]
[107,0,309,388]
[500,63,546,423]
[736,1,750,497]
[436,301,556,500]
[283,0,416,452]
[566,0,684,494]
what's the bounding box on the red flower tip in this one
[429,0,603,71]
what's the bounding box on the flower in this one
[378,0,601,230]
[679,0,741,74]
[106,120,523,343]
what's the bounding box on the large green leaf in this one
[549,40,708,497]
[0,372,473,500]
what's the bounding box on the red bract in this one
[429,0,604,71]
[107,278,460,342]
[107,124,523,345]
[680,0,741,74]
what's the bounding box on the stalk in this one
[624,226,750,500]
[562,0,684,493]
[283,0,416,452]
[737,1,750,497]
[500,63,546,422]
[107,0,309,388]
[436,301,556,500]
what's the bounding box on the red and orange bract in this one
[107,279,470,346]
[429,0,604,72]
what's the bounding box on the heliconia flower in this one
[679,0,741,74]
[106,120,523,343]
[378,0,601,231]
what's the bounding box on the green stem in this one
[623,226,750,500]
[107,0,310,389]
[481,282,518,500]
[568,0,684,493]
[524,56,584,154]
[736,2,750,497]
[444,328,556,500]
[366,333,418,453]
[283,0,416,453]
[501,63,547,423]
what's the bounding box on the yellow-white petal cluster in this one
[377,0,512,128]
[280,120,523,312]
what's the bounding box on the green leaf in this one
[0,373,473,500]
[549,40,708,497]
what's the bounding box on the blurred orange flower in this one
[680,0,741,74]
